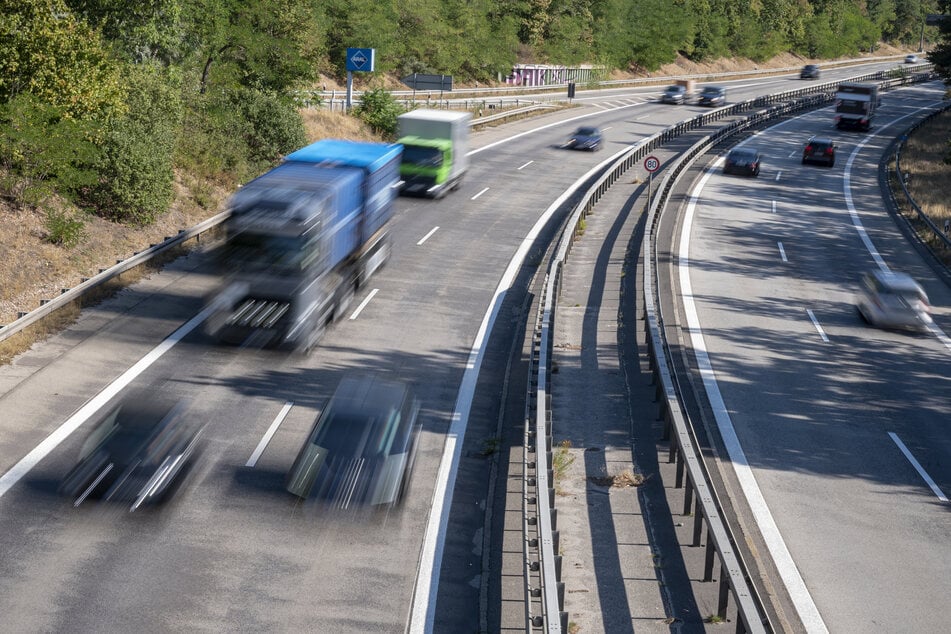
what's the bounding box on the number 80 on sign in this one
[644,155,660,173]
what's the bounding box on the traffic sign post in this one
[345,47,376,110]
[644,155,661,210]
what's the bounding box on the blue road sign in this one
[346,48,375,72]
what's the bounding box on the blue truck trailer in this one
[206,140,402,350]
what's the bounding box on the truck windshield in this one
[226,232,314,274]
[836,98,870,115]
[402,145,444,168]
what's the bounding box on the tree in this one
[0,0,124,119]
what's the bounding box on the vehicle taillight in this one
[805,145,813,153]
[825,148,833,155]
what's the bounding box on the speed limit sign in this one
[644,155,661,172]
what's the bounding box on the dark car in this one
[661,84,688,104]
[723,147,761,176]
[698,86,727,107]
[800,64,821,79]
[286,375,421,509]
[59,397,204,511]
[565,126,603,151]
[802,136,836,167]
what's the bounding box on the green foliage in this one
[354,88,405,137]
[928,2,951,83]
[0,94,100,206]
[82,63,182,225]
[0,0,125,120]
[44,207,86,247]
[229,88,307,167]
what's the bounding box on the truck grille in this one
[227,298,291,328]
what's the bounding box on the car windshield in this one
[702,88,721,96]
[575,127,599,137]
[730,150,757,160]
[666,86,683,93]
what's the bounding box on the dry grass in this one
[899,109,951,230]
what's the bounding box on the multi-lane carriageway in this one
[0,59,948,633]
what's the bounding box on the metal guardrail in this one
[298,53,915,108]
[520,65,938,631]
[892,103,951,249]
[0,211,230,346]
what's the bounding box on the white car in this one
[856,270,932,332]
[905,54,920,64]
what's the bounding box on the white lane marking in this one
[772,200,777,214]
[417,226,440,246]
[471,187,489,200]
[679,164,829,633]
[636,113,652,120]
[806,309,829,342]
[469,101,645,156]
[774,170,782,182]
[517,160,533,170]
[0,302,220,498]
[349,288,378,320]
[409,155,605,634]
[843,101,951,352]
[777,241,788,262]
[788,150,799,158]
[888,432,949,502]
[246,402,293,468]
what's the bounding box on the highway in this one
[667,81,950,632]
[0,59,943,632]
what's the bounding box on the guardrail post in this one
[692,497,704,546]
[718,562,731,618]
[703,533,716,582]
[682,477,693,515]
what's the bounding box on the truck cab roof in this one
[285,140,402,173]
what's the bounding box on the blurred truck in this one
[834,82,879,131]
[397,109,471,198]
[206,139,402,350]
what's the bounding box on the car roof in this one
[728,147,759,156]
[702,86,724,92]
[575,126,600,135]
[808,136,834,145]
[870,270,926,294]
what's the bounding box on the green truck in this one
[397,109,471,198]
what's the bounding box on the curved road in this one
[673,80,950,633]
[0,59,932,632]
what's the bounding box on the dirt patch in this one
[588,469,644,488]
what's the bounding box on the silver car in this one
[856,270,933,332]
[286,375,421,508]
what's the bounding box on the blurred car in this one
[698,86,727,107]
[802,136,836,167]
[59,397,204,511]
[800,64,821,79]
[723,147,761,176]
[286,375,421,509]
[905,54,920,64]
[565,126,603,151]
[661,84,688,104]
[856,270,933,332]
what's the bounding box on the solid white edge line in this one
[409,157,606,634]
[470,187,489,200]
[417,226,440,246]
[349,288,379,320]
[887,432,949,501]
[680,162,829,633]
[0,301,220,498]
[842,100,951,352]
[245,401,293,468]
[806,309,830,342]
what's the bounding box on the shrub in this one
[0,94,100,206]
[354,88,405,138]
[44,207,85,247]
[83,63,182,225]
[231,88,307,167]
